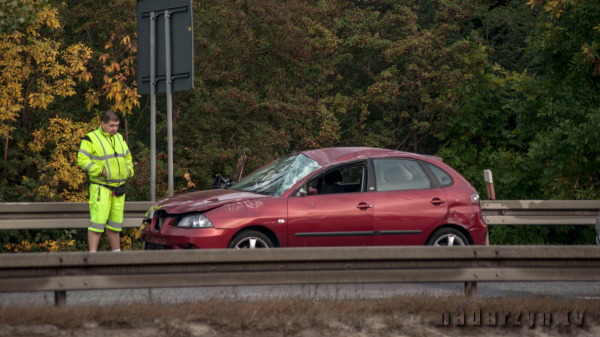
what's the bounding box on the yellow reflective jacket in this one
[77,127,134,187]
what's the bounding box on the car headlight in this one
[177,214,214,228]
[470,192,480,204]
[145,205,156,220]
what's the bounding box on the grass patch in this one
[0,294,598,335]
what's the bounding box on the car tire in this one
[426,228,469,246]
[228,230,274,249]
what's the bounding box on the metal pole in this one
[165,9,174,197]
[150,12,156,202]
[54,290,66,306]
[464,281,477,298]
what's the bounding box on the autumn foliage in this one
[0,1,91,183]
[1,0,600,251]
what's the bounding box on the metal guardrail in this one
[1,246,600,305]
[1,201,600,305]
[0,202,153,230]
[1,200,598,230]
[481,200,600,225]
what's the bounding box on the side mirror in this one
[212,149,247,190]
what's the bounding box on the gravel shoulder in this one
[1,316,598,337]
[0,295,599,337]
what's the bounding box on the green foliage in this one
[461,0,539,72]
[439,0,600,244]
[126,142,169,201]
[490,225,596,245]
[2,0,599,250]
[175,0,489,192]
[0,227,143,253]
[0,0,49,33]
[1,229,79,253]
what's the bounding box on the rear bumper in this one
[469,224,487,245]
[468,207,488,245]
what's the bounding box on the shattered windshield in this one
[231,154,321,196]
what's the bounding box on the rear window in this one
[373,158,431,191]
[426,163,454,187]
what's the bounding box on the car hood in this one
[155,189,269,214]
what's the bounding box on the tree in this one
[29,117,94,202]
[59,0,141,143]
[84,32,140,143]
[165,0,490,193]
[0,1,92,182]
[437,0,600,244]
[326,0,488,153]
[0,0,50,34]
[461,0,538,72]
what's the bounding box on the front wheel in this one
[426,228,469,246]
[228,230,273,249]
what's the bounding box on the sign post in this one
[164,9,174,196]
[137,0,194,200]
[149,11,156,201]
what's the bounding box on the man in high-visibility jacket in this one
[77,110,134,252]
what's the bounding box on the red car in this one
[141,147,487,249]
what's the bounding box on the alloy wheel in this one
[234,236,270,249]
[433,234,466,246]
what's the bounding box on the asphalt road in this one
[2,281,600,306]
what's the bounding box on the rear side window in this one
[426,163,454,187]
[373,159,431,191]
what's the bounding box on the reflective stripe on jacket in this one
[77,127,134,187]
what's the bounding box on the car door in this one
[371,158,448,246]
[287,161,374,247]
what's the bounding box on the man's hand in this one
[102,168,107,178]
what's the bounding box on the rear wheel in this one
[228,230,273,249]
[426,228,469,246]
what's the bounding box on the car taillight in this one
[471,192,480,204]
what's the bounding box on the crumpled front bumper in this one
[141,216,234,249]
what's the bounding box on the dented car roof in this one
[301,147,442,166]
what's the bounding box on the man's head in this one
[100,110,120,136]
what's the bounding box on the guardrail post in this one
[483,169,495,200]
[465,281,477,298]
[596,211,600,246]
[483,169,495,246]
[54,291,66,307]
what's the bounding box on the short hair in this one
[101,110,120,124]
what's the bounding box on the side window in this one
[373,158,431,191]
[426,163,454,187]
[307,164,364,195]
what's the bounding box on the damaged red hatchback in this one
[141,147,487,249]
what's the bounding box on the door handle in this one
[357,203,372,209]
[430,198,445,205]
